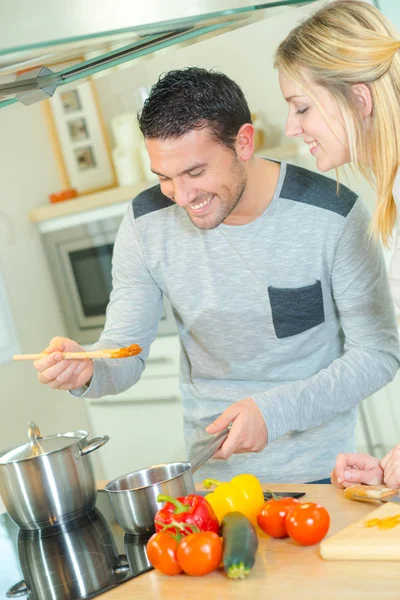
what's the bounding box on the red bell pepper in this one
[155,494,220,538]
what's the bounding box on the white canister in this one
[112,147,143,187]
[111,113,142,150]
[138,142,158,183]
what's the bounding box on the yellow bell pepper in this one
[202,474,265,524]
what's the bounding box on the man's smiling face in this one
[146,127,247,230]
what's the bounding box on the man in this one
[35,67,399,483]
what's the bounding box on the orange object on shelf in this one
[49,189,78,204]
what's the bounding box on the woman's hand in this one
[380,444,400,489]
[331,452,383,488]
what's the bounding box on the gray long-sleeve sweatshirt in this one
[76,162,400,483]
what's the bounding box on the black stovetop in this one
[0,490,153,600]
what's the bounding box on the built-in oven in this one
[39,201,177,344]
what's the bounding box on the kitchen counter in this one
[28,183,148,223]
[92,482,400,599]
[28,142,299,224]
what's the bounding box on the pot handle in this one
[80,435,110,456]
[6,580,29,597]
[28,421,42,448]
[189,425,231,474]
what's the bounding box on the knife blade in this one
[380,493,400,504]
[344,484,400,504]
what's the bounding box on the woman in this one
[275,0,400,488]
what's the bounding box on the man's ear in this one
[351,83,373,120]
[235,123,254,161]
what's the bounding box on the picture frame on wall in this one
[42,80,116,195]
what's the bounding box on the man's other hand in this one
[205,397,268,459]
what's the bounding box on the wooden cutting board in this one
[320,501,400,560]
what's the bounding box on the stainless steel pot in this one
[6,509,130,599]
[105,427,229,535]
[0,421,109,530]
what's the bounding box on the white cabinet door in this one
[356,370,400,459]
[86,335,185,481]
[87,380,186,481]
[137,335,180,380]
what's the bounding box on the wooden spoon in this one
[13,344,142,361]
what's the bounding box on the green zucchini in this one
[221,511,259,580]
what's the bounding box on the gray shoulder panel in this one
[281,164,357,217]
[132,185,174,219]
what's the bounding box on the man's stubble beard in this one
[187,164,247,231]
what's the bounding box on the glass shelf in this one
[0,0,315,109]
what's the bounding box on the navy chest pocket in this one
[268,280,325,339]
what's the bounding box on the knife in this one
[344,484,400,504]
[381,494,400,503]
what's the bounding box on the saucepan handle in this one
[189,425,231,474]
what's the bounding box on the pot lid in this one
[0,422,87,464]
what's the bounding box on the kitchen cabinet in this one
[86,335,186,480]
[355,369,400,459]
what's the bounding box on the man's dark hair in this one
[138,67,252,151]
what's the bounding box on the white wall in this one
[0,102,92,452]
[377,0,400,29]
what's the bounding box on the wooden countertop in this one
[28,183,150,223]
[95,482,400,599]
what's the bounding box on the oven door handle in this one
[89,395,180,406]
[146,357,173,365]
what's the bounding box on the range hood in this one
[0,0,313,108]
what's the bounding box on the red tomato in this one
[146,532,182,575]
[176,531,223,576]
[257,497,300,538]
[285,502,330,546]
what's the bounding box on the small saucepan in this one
[105,427,229,535]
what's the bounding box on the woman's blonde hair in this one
[275,0,400,246]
